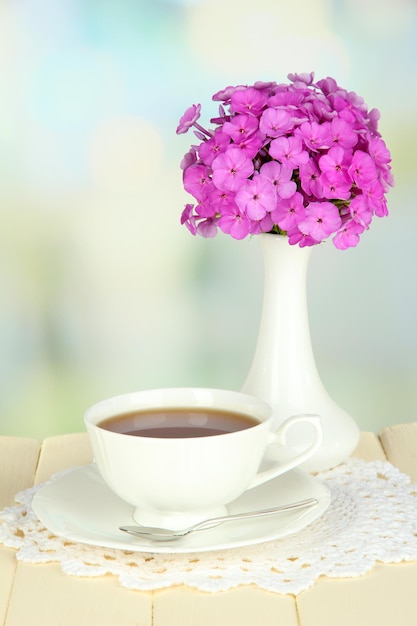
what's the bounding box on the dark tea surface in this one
[98,408,260,438]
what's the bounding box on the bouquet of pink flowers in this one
[177,73,394,249]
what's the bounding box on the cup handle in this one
[247,414,323,489]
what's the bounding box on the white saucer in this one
[32,463,330,554]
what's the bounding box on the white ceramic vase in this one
[241,233,359,472]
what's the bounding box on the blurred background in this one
[0,0,416,439]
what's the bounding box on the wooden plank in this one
[296,562,417,626]
[350,431,387,462]
[34,433,93,484]
[379,423,417,481]
[0,437,40,508]
[5,562,152,626]
[0,548,17,626]
[0,437,40,626]
[153,585,298,626]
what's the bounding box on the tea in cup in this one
[84,387,322,530]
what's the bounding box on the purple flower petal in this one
[298,201,342,241]
[212,147,254,192]
[176,104,201,135]
[235,175,277,220]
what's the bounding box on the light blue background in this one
[0,0,416,437]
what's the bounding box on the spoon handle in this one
[194,497,318,531]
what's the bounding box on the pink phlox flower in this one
[334,101,370,137]
[369,137,392,168]
[333,219,364,250]
[196,217,219,238]
[194,199,218,218]
[260,161,296,199]
[176,104,201,134]
[374,196,388,217]
[222,114,259,143]
[248,212,275,235]
[180,204,197,235]
[259,212,275,233]
[180,147,197,171]
[267,90,304,108]
[259,108,294,138]
[295,121,331,151]
[336,106,357,128]
[234,132,263,160]
[270,192,305,231]
[235,175,277,220]
[182,204,219,237]
[299,159,324,198]
[299,201,342,242]
[248,221,262,235]
[307,96,334,123]
[346,90,367,113]
[183,164,211,201]
[212,85,245,102]
[328,117,358,150]
[332,90,366,118]
[288,72,315,86]
[253,80,279,93]
[348,194,373,228]
[212,147,254,192]
[362,179,386,216]
[218,204,251,240]
[319,146,352,184]
[367,108,381,134]
[230,87,266,115]
[320,174,352,200]
[348,150,378,189]
[208,186,236,213]
[198,129,230,166]
[269,136,309,168]
[380,167,395,190]
[316,76,339,96]
[287,226,317,247]
[358,182,388,218]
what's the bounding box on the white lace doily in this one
[1,459,416,594]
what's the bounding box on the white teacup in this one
[84,387,322,530]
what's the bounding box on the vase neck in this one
[258,234,312,297]
[242,234,324,404]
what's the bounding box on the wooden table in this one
[1,424,417,626]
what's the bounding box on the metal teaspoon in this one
[119,497,318,541]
